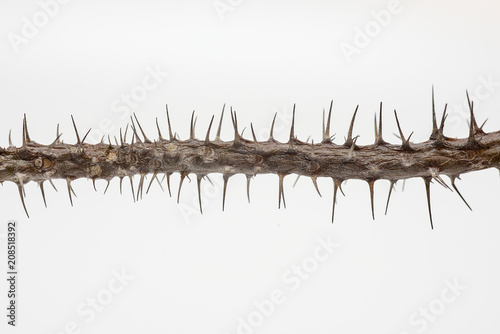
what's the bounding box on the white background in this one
[1,0,500,333]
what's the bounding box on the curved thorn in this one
[205,115,215,143]
[49,179,58,192]
[250,123,259,150]
[246,174,252,203]
[92,178,97,192]
[119,177,124,195]
[344,105,359,147]
[269,113,277,141]
[311,176,322,197]
[17,183,29,218]
[166,173,172,197]
[190,110,196,140]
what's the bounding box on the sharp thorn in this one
[8,130,13,147]
[385,180,396,215]
[49,179,58,192]
[23,114,32,143]
[430,85,438,139]
[311,176,322,197]
[269,113,277,141]
[166,105,174,141]
[222,174,230,211]
[205,115,215,143]
[131,114,151,143]
[423,177,434,229]
[190,110,196,140]
[344,105,359,147]
[450,176,472,211]
[92,178,97,192]
[137,173,146,200]
[70,115,81,145]
[278,173,286,209]
[119,177,124,195]
[293,175,301,187]
[323,100,333,143]
[166,173,172,197]
[146,172,159,194]
[177,172,188,203]
[216,104,225,142]
[17,183,29,218]
[289,104,296,149]
[104,180,111,194]
[332,179,339,223]
[197,174,203,214]
[368,180,375,220]
[246,174,252,203]
[250,123,259,150]
[39,181,47,208]
[129,176,136,203]
[66,179,74,207]
[156,117,164,141]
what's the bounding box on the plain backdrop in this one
[1,0,500,333]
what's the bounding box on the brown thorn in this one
[289,104,296,149]
[246,174,252,203]
[368,180,375,220]
[311,176,322,197]
[190,110,196,140]
[123,124,129,145]
[166,173,172,197]
[66,179,74,207]
[137,173,146,200]
[49,179,58,192]
[197,174,204,214]
[23,114,32,143]
[146,172,159,194]
[423,177,434,230]
[129,176,136,203]
[39,181,47,208]
[82,128,92,145]
[8,130,13,147]
[269,113,277,141]
[450,176,472,211]
[466,90,481,131]
[278,173,286,209]
[132,114,151,143]
[230,108,241,143]
[331,179,340,223]
[430,85,438,139]
[215,104,225,142]
[130,117,143,144]
[166,105,174,141]
[222,174,230,211]
[17,183,29,218]
[92,178,97,192]
[323,100,333,143]
[156,117,164,141]
[70,115,81,144]
[344,105,359,147]
[104,180,111,194]
[384,180,396,215]
[177,172,188,203]
[205,115,215,143]
[250,123,259,150]
[119,177,124,195]
[376,102,386,145]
